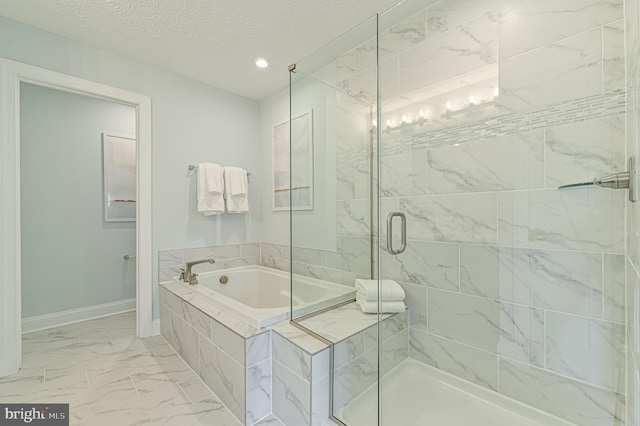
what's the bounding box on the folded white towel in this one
[355,279,405,302]
[356,299,406,314]
[197,162,225,215]
[204,163,224,194]
[224,166,249,213]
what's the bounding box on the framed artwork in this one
[103,132,136,222]
[272,109,313,211]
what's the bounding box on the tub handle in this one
[386,212,407,255]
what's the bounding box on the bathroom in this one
[0,0,638,425]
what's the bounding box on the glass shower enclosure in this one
[289,0,631,425]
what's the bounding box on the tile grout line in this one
[421,327,623,394]
[158,333,243,424]
[429,285,627,326]
[176,381,194,405]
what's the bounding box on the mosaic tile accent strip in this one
[341,90,626,161]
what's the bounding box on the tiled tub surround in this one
[160,285,272,424]
[160,283,342,426]
[281,303,409,423]
[327,0,629,425]
[315,306,409,414]
[261,242,372,288]
[160,276,410,426]
[159,243,369,290]
[158,243,262,284]
[166,265,355,328]
[270,322,332,426]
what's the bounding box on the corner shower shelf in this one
[557,156,637,202]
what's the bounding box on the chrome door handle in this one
[386,212,406,255]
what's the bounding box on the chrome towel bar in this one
[188,164,251,176]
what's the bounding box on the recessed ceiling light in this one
[255,57,269,68]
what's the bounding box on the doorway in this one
[20,83,137,332]
[0,58,153,378]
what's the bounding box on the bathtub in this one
[172,265,355,328]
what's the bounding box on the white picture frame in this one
[102,132,136,222]
[272,109,314,211]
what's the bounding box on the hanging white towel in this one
[204,163,224,194]
[197,162,225,215]
[227,166,248,196]
[355,279,405,302]
[224,166,249,213]
[356,299,406,314]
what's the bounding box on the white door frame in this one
[0,57,153,377]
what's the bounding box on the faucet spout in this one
[183,259,215,285]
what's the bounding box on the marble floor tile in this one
[0,312,241,426]
[179,374,218,404]
[67,376,138,422]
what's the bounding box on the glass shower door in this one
[289,0,628,423]
[376,0,627,425]
[287,13,382,426]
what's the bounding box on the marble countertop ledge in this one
[161,282,406,350]
[160,281,268,339]
[271,321,330,355]
[297,302,403,343]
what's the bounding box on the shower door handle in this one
[386,212,406,255]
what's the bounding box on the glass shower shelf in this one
[557,181,596,190]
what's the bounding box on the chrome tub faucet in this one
[180,259,215,285]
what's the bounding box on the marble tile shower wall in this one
[626,0,640,424]
[335,1,628,425]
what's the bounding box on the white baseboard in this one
[152,319,160,336]
[22,298,136,333]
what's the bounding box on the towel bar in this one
[123,254,136,260]
[188,164,251,176]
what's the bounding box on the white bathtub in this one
[172,265,355,328]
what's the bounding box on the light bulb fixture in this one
[494,86,500,97]
[469,95,476,105]
[446,101,452,111]
[419,110,425,118]
[372,119,377,127]
[255,57,270,68]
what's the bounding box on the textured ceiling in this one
[0,0,404,100]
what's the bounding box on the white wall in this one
[259,83,337,251]
[0,16,262,320]
[20,83,136,318]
